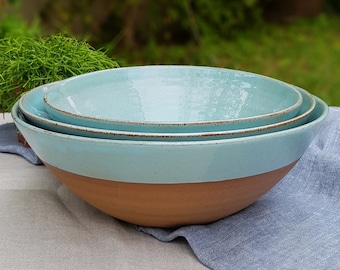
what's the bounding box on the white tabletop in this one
[0,113,208,270]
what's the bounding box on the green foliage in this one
[0,0,41,38]
[191,0,264,40]
[1,0,339,108]
[35,0,265,47]
[0,14,41,38]
[0,34,119,112]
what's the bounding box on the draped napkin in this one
[1,108,339,270]
[137,107,340,270]
[0,122,42,165]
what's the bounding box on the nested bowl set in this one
[13,65,328,227]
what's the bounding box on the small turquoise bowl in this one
[19,82,315,141]
[43,66,303,133]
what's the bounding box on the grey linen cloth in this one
[137,107,340,270]
[1,108,339,269]
[0,122,42,165]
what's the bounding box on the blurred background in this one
[1,0,339,105]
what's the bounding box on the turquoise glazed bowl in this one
[13,96,327,184]
[20,82,315,141]
[12,97,327,227]
[43,66,303,133]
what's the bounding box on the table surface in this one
[0,113,208,270]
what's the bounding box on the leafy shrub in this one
[0,15,41,38]
[191,0,264,40]
[0,34,119,112]
[35,0,265,47]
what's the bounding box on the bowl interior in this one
[43,66,303,132]
[20,82,315,141]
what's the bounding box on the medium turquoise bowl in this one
[43,66,303,133]
[19,82,315,141]
[13,96,327,184]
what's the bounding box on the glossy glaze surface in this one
[43,66,303,132]
[12,96,327,184]
[20,83,315,141]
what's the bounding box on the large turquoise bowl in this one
[12,97,327,227]
[43,66,303,133]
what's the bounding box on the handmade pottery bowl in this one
[43,66,303,133]
[20,82,315,141]
[12,96,327,227]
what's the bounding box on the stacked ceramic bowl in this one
[13,65,328,227]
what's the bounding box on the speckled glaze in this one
[12,96,327,184]
[19,83,315,141]
[43,66,303,132]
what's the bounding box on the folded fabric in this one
[137,107,340,270]
[0,122,42,165]
[1,108,339,269]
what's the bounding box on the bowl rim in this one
[42,65,303,129]
[14,95,328,146]
[20,82,315,140]
[12,98,328,183]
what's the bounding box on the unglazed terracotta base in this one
[17,131,30,147]
[45,161,297,228]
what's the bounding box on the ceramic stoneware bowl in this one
[20,82,315,141]
[43,66,303,133]
[12,96,328,227]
